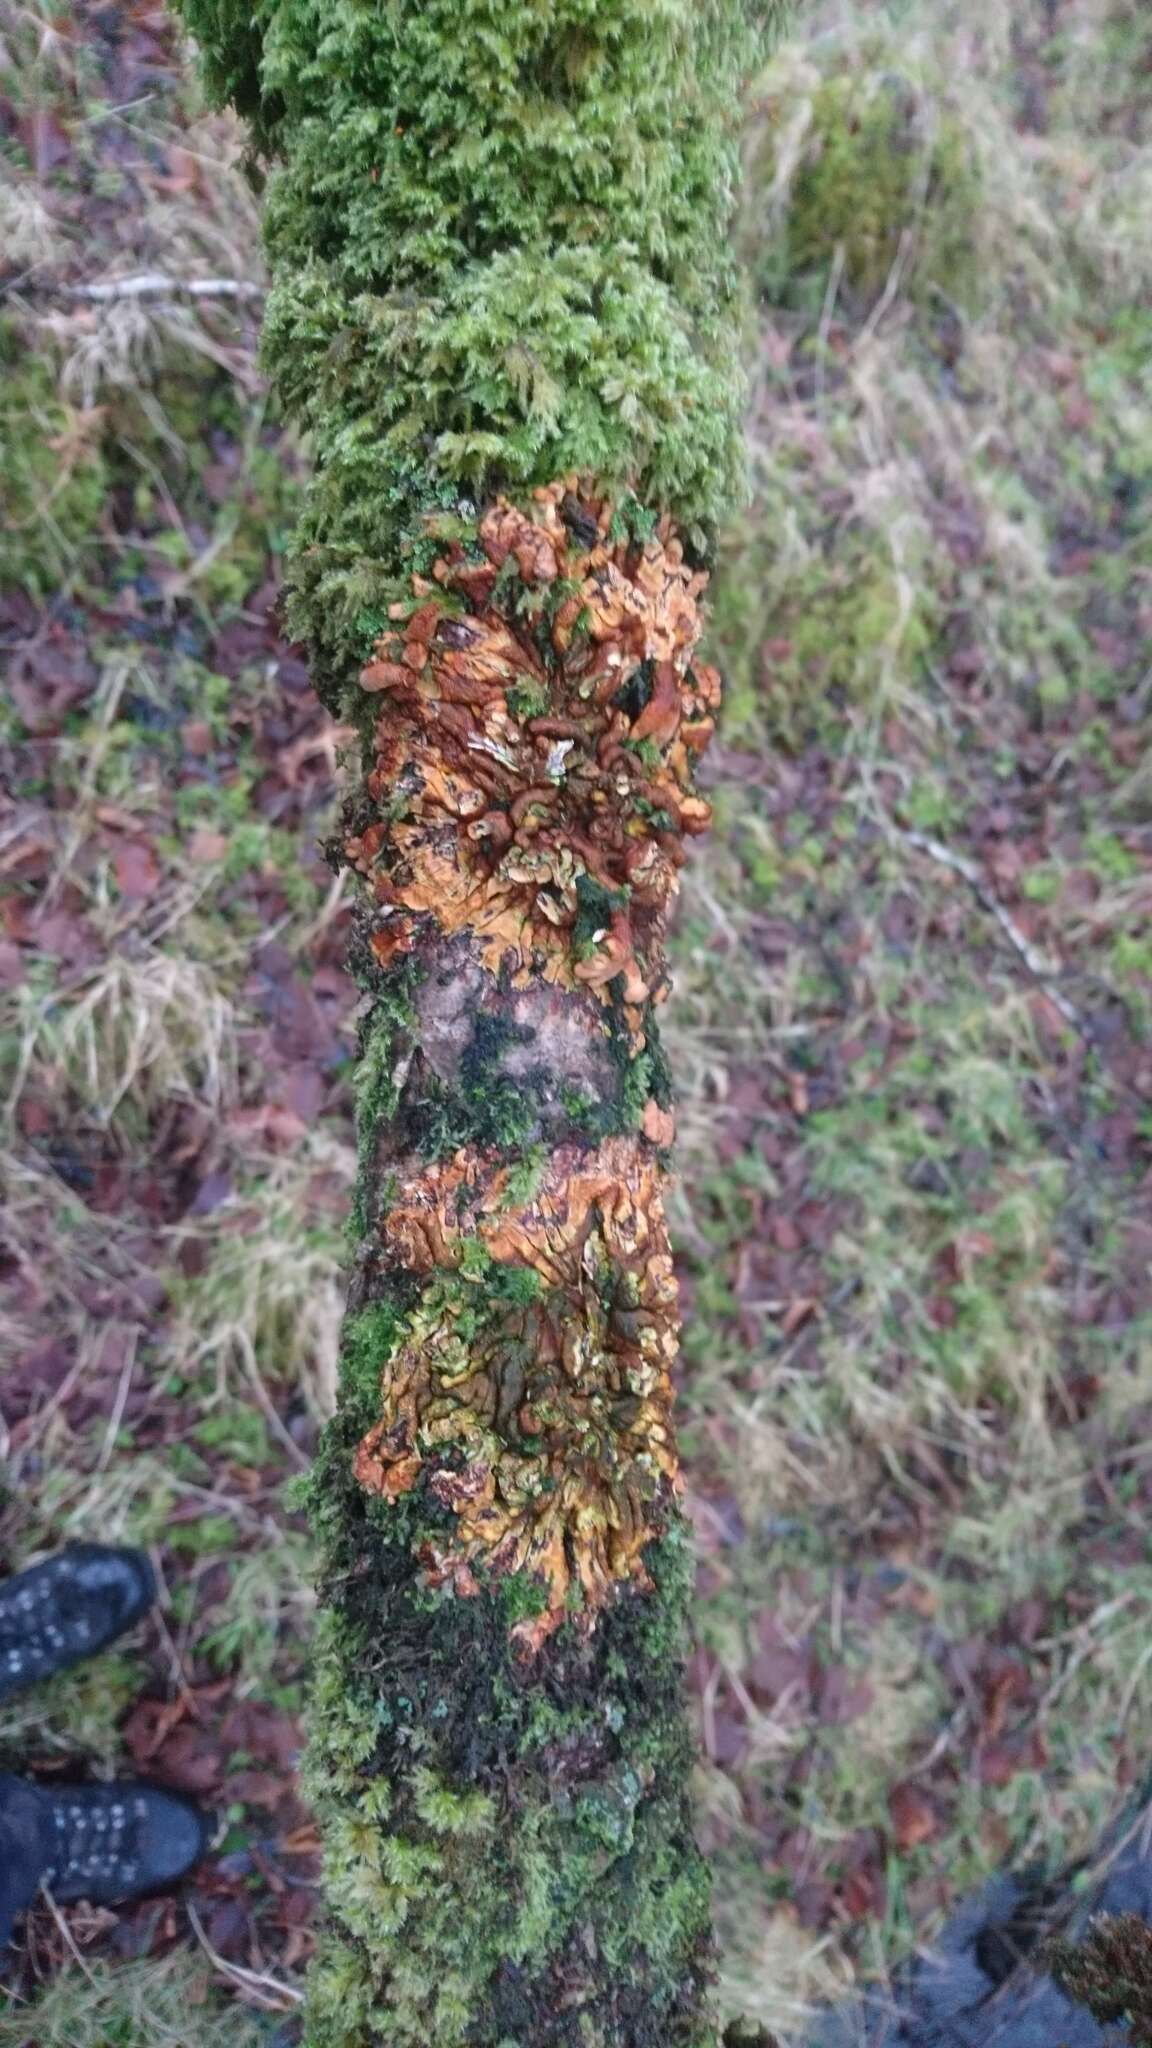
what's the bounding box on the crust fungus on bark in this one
[176,2,789,2042]
[344,483,719,1652]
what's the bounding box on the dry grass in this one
[671,0,1152,2032]
[163,1137,354,1432]
[3,0,1151,2039]
[0,1949,270,2047]
[11,953,237,1125]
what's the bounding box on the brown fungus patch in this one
[354,1137,680,1651]
[344,482,719,1039]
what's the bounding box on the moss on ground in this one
[708,510,936,744]
[0,1952,272,2048]
[0,319,109,597]
[754,64,982,313]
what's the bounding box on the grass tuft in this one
[0,1951,272,2047]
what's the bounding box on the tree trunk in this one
[175,4,785,2042]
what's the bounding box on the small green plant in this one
[0,319,109,597]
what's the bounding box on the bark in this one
[175,4,788,2042]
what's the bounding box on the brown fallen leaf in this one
[113,840,161,902]
[780,1297,818,1337]
[979,1652,1032,1739]
[888,1781,940,1851]
[840,1860,886,1921]
[817,1666,874,1727]
[788,1072,810,1117]
[188,827,229,863]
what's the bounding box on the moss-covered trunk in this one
[176,4,784,2041]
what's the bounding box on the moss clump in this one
[347,957,417,1237]
[747,61,982,315]
[0,313,298,616]
[303,1378,714,2048]
[0,319,108,598]
[338,1303,406,1421]
[176,0,783,705]
[708,507,934,745]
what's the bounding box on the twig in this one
[186,1902,304,2012]
[897,826,1087,1033]
[40,1888,100,1985]
[854,225,915,353]
[147,1573,202,1722]
[814,242,845,414]
[1117,1637,1152,1732]
[63,274,264,304]
[232,1329,312,1473]
[17,1347,90,1452]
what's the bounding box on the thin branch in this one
[898,826,1087,1034]
[40,1889,100,1985]
[186,1903,304,2012]
[63,274,264,304]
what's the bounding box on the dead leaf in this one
[888,1781,940,1851]
[189,828,229,863]
[817,1666,874,1726]
[840,1862,885,1920]
[979,1652,1031,1739]
[780,1297,817,1336]
[113,841,161,902]
[746,1647,811,1708]
[709,1704,750,1769]
[788,1072,810,1117]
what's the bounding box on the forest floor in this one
[1,0,1150,2042]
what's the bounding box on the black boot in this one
[34,1778,210,1906]
[0,1545,156,1701]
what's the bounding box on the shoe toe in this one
[132,1789,210,1888]
[66,1545,157,1634]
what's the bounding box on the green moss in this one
[488,1264,544,1308]
[1046,1914,1152,2044]
[708,511,935,743]
[348,960,416,1236]
[339,1303,405,1424]
[301,1419,714,2048]
[572,873,630,961]
[0,318,108,597]
[497,1146,549,1211]
[0,312,298,620]
[175,0,783,707]
[749,61,982,315]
